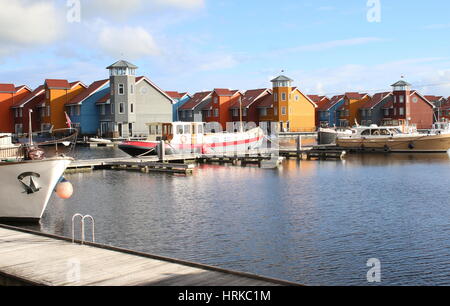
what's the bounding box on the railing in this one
[0,146,24,159]
[71,214,95,244]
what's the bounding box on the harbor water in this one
[23,147,450,285]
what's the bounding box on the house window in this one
[384,109,389,116]
[243,108,247,117]
[130,103,134,114]
[260,108,267,116]
[118,84,125,95]
[233,109,238,117]
[111,103,114,114]
[214,97,218,104]
[281,93,286,101]
[399,96,404,103]
[100,105,105,115]
[295,95,299,101]
[281,107,287,115]
[399,107,405,115]
[47,106,51,117]
[274,93,278,102]
[274,107,278,116]
[76,106,80,116]
[111,85,114,96]
[214,108,219,117]
[130,84,134,95]
[119,103,125,114]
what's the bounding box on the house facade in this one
[203,89,241,131]
[99,61,174,138]
[178,91,212,122]
[381,80,434,129]
[229,88,271,128]
[0,84,31,133]
[317,95,345,128]
[337,92,370,127]
[166,91,191,122]
[65,79,110,135]
[10,86,45,135]
[359,92,393,126]
[308,95,330,128]
[425,95,448,122]
[38,80,87,131]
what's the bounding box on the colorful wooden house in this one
[337,92,371,127]
[359,92,393,126]
[381,80,434,129]
[178,91,212,122]
[440,98,450,121]
[166,91,191,122]
[202,89,242,131]
[38,80,87,131]
[10,86,45,135]
[308,95,330,128]
[229,88,272,127]
[65,79,110,135]
[316,95,345,128]
[257,75,317,132]
[424,95,448,122]
[0,84,31,133]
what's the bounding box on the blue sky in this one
[1,0,450,97]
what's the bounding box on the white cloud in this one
[0,0,63,56]
[98,26,160,59]
[199,54,238,71]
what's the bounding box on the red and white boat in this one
[119,122,265,157]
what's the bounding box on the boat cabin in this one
[146,122,205,142]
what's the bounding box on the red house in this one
[10,85,45,135]
[229,88,271,127]
[0,84,31,133]
[308,95,330,127]
[203,89,241,131]
[381,80,434,129]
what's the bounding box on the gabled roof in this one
[424,95,446,103]
[318,95,345,111]
[165,91,191,100]
[135,76,174,103]
[255,92,274,108]
[271,75,293,82]
[382,90,434,109]
[345,92,367,100]
[106,60,138,69]
[70,81,87,89]
[179,91,212,110]
[230,88,270,109]
[309,95,329,109]
[15,85,31,93]
[291,88,317,108]
[66,79,109,106]
[96,92,110,105]
[0,84,16,93]
[360,92,392,110]
[213,88,238,97]
[45,79,71,90]
[11,85,45,108]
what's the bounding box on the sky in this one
[1,0,450,97]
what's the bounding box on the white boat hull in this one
[0,158,72,222]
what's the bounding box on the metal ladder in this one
[71,214,95,244]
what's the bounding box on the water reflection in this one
[23,150,450,285]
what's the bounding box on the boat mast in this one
[28,109,33,146]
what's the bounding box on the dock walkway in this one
[0,225,300,286]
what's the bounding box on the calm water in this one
[26,147,450,285]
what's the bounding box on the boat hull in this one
[119,128,265,157]
[0,158,72,223]
[336,134,450,153]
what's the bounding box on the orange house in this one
[39,80,86,130]
[258,75,317,132]
[0,84,31,133]
[203,89,242,131]
[337,92,371,127]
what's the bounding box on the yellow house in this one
[259,75,317,132]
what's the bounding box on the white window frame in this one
[118,84,125,95]
[281,106,287,115]
[281,93,286,101]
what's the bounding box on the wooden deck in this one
[0,225,300,286]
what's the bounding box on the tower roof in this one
[271,75,293,82]
[106,60,138,69]
[391,80,411,87]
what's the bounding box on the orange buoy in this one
[56,180,74,199]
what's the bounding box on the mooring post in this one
[296,135,302,156]
[158,140,165,162]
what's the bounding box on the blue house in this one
[166,91,191,121]
[317,95,345,128]
[65,79,110,135]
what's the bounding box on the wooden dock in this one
[0,224,300,286]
